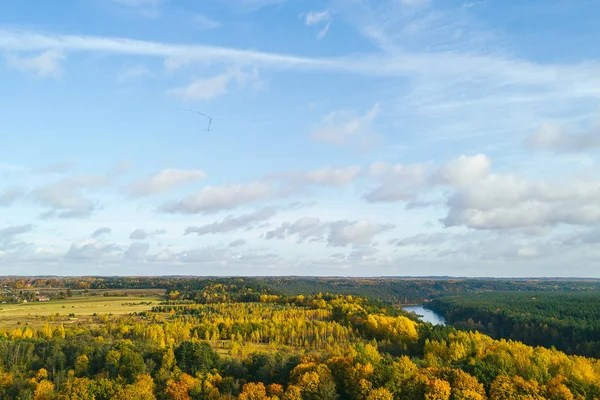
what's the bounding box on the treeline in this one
[1,284,600,398]
[5,276,600,305]
[429,291,600,358]
[259,277,600,304]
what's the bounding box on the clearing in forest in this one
[0,295,163,328]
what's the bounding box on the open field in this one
[0,295,164,328]
[14,288,167,296]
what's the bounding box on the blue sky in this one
[1,0,600,276]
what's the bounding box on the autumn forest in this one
[1,276,600,399]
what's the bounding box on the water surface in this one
[403,305,446,325]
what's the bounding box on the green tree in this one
[174,341,220,376]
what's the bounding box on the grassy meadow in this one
[0,293,164,328]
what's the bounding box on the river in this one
[403,305,446,325]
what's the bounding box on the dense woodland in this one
[429,291,600,358]
[4,276,600,304]
[1,279,600,399]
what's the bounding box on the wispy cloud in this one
[399,0,430,6]
[326,0,600,149]
[163,182,271,214]
[128,169,206,196]
[525,119,600,153]
[0,188,25,207]
[2,26,600,95]
[116,64,151,83]
[270,165,362,188]
[304,10,332,39]
[312,104,381,149]
[129,228,165,240]
[220,0,288,12]
[265,217,394,247]
[167,67,261,101]
[92,227,112,238]
[4,50,64,78]
[110,0,162,5]
[185,207,277,236]
[193,14,220,30]
[108,0,163,18]
[33,174,107,218]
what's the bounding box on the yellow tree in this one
[165,379,191,400]
[165,373,197,400]
[425,378,451,400]
[366,387,394,400]
[239,382,270,400]
[490,375,544,400]
[283,385,303,400]
[267,383,284,398]
[449,370,487,400]
[545,376,574,400]
[34,380,55,400]
[74,354,89,377]
[56,377,94,400]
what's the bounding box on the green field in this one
[0,295,164,328]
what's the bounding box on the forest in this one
[3,276,600,305]
[1,277,600,399]
[429,291,600,358]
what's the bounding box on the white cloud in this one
[32,174,107,218]
[301,165,361,186]
[432,154,492,187]
[391,232,452,247]
[525,121,600,153]
[0,225,39,262]
[2,26,600,102]
[129,229,165,240]
[265,217,394,247]
[163,182,271,214]
[317,23,331,40]
[304,10,332,39]
[271,165,361,188]
[109,161,132,177]
[328,220,395,247]
[0,187,25,207]
[265,217,327,242]
[147,248,177,263]
[364,161,429,202]
[442,174,600,230]
[348,245,378,261]
[305,11,330,25]
[124,242,150,260]
[65,239,121,261]
[229,239,247,247]
[312,104,381,149]
[185,207,276,236]
[167,67,260,101]
[92,227,112,238]
[128,169,206,196]
[116,64,151,83]
[193,14,220,30]
[179,246,232,264]
[364,153,600,231]
[564,228,600,245]
[5,50,64,78]
[0,224,33,244]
